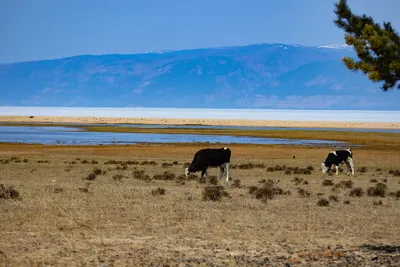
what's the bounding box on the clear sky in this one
[1,0,399,64]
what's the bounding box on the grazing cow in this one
[321,148,354,176]
[185,147,231,181]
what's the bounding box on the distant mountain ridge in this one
[0,43,399,110]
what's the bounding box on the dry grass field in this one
[0,143,399,266]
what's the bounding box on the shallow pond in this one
[0,126,346,146]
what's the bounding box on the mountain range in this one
[0,43,399,110]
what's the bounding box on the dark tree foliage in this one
[334,0,400,91]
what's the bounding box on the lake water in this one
[1,106,400,122]
[0,126,346,146]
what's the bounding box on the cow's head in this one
[184,167,190,177]
[321,162,328,173]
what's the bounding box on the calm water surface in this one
[0,126,346,146]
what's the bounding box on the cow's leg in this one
[219,165,224,180]
[225,163,230,181]
[347,157,355,175]
[335,165,339,175]
[345,162,351,176]
[201,167,208,178]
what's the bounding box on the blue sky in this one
[1,0,399,64]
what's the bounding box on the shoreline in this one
[0,115,399,129]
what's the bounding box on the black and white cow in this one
[321,148,354,176]
[185,147,231,181]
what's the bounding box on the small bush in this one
[370,179,378,183]
[84,173,97,181]
[113,174,124,181]
[153,171,176,181]
[393,170,400,177]
[258,179,267,184]
[141,160,157,166]
[133,169,151,181]
[344,200,350,205]
[373,200,383,206]
[306,165,314,171]
[93,168,103,176]
[23,159,29,163]
[248,186,258,195]
[375,168,382,172]
[303,180,309,185]
[203,186,229,201]
[388,190,400,199]
[172,161,179,165]
[162,162,173,168]
[367,183,387,197]
[105,160,118,164]
[238,163,255,170]
[198,177,207,184]
[317,198,330,207]
[232,179,242,188]
[322,179,334,186]
[357,167,367,173]
[255,163,265,168]
[297,188,311,197]
[291,177,303,185]
[349,187,364,197]
[252,181,286,202]
[91,160,99,164]
[151,187,166,196]
[329,195,339,202]
[0,184,21,200]
[284,170,292,175]
[208,176,219,185]
[266,167,275,172]
[81,160,89,164]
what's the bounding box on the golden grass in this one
[0,143,399,266]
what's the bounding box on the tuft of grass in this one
[322,179,334,186]
[141,160,157,166]
[254,163,265,168]
[291,177,303,185]
[297,188,311,198]
[208,176,219,185]
[373,200,383,206]
[250,180,286,202]
[370,179,378,183]
[113,174,124,181]
[393,170,400,176]
[317,198,329,207]
[133,169,151,182]
[343,200,351,205]
[357,167,367,173]
[232,179,242,188]
[328,195,339,202]
[238,163,255,170]
[367,183,387,197]
[284,170,292,175]
[388,190,400,199]
[349,187,364,197]
[0,184,21,200]
[151,187,166,196]
[153,171,176,181]
[162,162,173,168]
[203,186,229,201]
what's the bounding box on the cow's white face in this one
[184,167,189,177]
[321,163,328,173]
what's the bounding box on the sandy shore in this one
[1,115,399,129]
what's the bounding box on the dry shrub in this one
[141,160,157,166]
[250,180,286,202]
[248,186,258,195]
[53,187,64,194]
[349,187,364,197]
[84,173,97,181]
[297,188,311,197]
[266,167,275,172]
[104,160,118,164]
[23,159,28,163]
[153,171,176,181]
[0,184,21,200]
[303,180,309,185]
[81,160,89,164]
[344,200,350,205]
[133,169,151,182]
[183,162,191,168]
[317,198,329,207]
[357,167,367,173]
[335,180,354,189]
[113,174,124,181]
[306,165,314,171]
[388,190,400,199]
[198,177,207,184]
[93,168,103,175]
[203,186,229,201]
[208,176,219,185]
[393,170,400,176]
[375,168,382,172]
[258,179,266,184]
[232,179,242,188]
[328,195,339,202]
[0,159,10,164]
[186,173,198,180]
[373,200,383,206]
[151,187,166,196]
[291,177,303,185]
[255,163,265,168]
[370,179,378,183]
[162,163,173,168]
[284,170,292,175]
[367,183,387,197]
[172,161,179,165]
[238,163,255,170]
[91,160,98,164]
[322,179,334,186]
